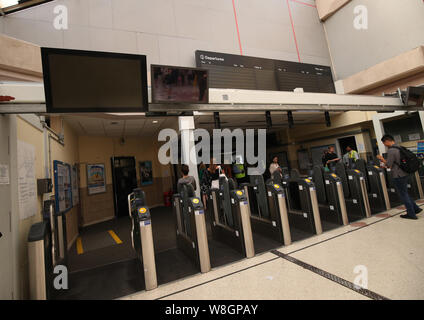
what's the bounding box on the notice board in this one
[53,160,73,214]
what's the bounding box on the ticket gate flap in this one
[309,187,323,235]
[378,171,391,211]
[139,218,157,291]
[274,187,292,245]
[189,196,211,273]
[238,198,255,258]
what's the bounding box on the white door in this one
[0,116,13,299]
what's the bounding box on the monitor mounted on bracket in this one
[150,64,209,104]
[41,48,149,113]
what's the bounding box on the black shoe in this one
[400,214,418,220]
[415,208,423,214]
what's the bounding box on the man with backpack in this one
[377,134,422,220]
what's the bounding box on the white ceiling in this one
[62,111,341,138]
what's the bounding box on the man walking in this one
[377,134,422,220]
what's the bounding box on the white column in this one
[372,115,386,155]
[178,116,200,198]
[418,111,424,133]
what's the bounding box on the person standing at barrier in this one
[269,156,282,177]
[377,134,422,220]
[200,158,221,209]
[323,146,341,172]
[346,146,360,162]
[233,155,247,184]
[198,162,206,183]
[178,165,197,191]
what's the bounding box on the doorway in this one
[111,157,138,218]
[337,136,358,157]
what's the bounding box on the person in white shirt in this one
[269,156,282,176]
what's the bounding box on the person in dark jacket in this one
[377,134,422,220]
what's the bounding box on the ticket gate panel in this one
[206,185,255,259]
[283,179,321,235]
[336,162,351,199]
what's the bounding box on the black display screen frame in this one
[150,64,209,104]
[41,47,149,113]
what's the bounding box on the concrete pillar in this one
[372,116,386,155]
[178,116,200,198]
[418,111,424,133]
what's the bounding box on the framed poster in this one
[71,165,79,205]
[139,161,153,186]
[87,163,106,195]
[53,160,73,214]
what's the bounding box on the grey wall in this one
[0,0,332,72]
[324,0,424,80]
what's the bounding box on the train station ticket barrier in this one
[312,166,349,226]
[206,177,255,259]
[280,174,323,236]
[243,175,291,246]
[28,221,54,300]
[128,188,157,291]
[335,162,371,220]
[355,160,391,213]
[173,183,211,274]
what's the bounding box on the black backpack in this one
[392,146,420,173]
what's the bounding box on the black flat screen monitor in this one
[151,65,209,104]
[41,48,148,113]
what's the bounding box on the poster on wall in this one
[53,160,73,214]
[87,163,106,195]
[417,141,424,158]
[139,161,153,186]
[17,140,37,220]
[71,165,79,205]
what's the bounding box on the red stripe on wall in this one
[232,0,243,56]
[286,0,301,62]
[290,0,317,8]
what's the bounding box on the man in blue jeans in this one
[377,134,422,220]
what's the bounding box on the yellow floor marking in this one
[108,230,123,244]
[76,237,84,255]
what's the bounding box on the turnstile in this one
[312,166,349,226]
[173,183,211,273]
[206,177,255,258]
[128,188,157,291]
[28,221,54,300]
[281,176,323,236]
[355,160,390,213]
[335,162,371,220]
[243,175,291,246]
[385,169,424,205]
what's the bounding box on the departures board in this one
[195,50,335,93]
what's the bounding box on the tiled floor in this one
[122,204,424,300]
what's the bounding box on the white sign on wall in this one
[17,140,37,220]
[0,164,9,185]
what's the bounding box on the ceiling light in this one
[152,120,159,124]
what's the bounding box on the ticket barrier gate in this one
[312,166,349,226]
[243,175,292,246]
[173,183,211,273]
[41,199,67,267]
[206,177,255,258]
[28,220,54,300]
[128,188,157,291]
[335,162,371,220]
[385,168,424,204]
[355,160,390,213]
[280,174,323,236]
[28,200,68,300]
